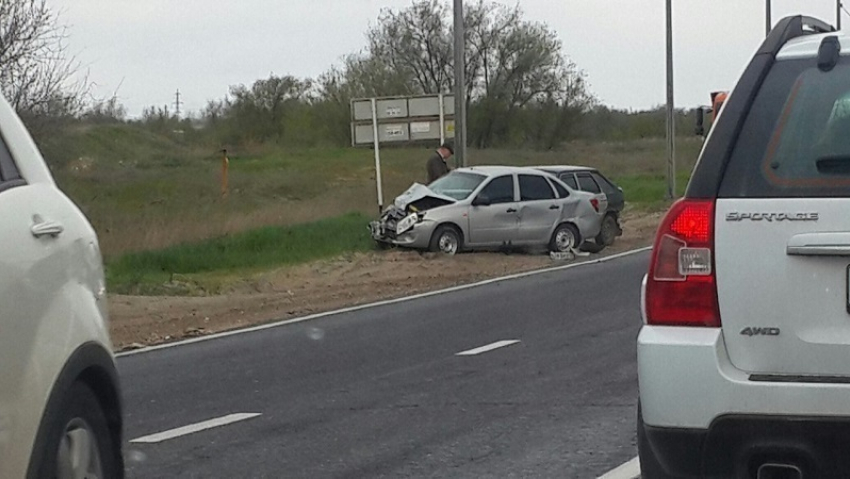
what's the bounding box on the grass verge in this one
[106,212,373,295]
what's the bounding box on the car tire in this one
[638,403,676,479]
[549,223,580,253]
[30,381,121,479]
[430,225,462,255]
[595,214,619,247]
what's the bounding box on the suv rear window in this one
[720,57,850,197]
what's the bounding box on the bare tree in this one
[0,0,86,122]
[359,0,595,148]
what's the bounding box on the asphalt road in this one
[120,250,649,478]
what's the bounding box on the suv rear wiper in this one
[816,156,850,175]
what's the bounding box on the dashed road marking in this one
[456,339,521,356]
[130,413,261,444]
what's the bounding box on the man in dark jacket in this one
[426,142,454,184]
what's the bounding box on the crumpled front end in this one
[369,183,455,248]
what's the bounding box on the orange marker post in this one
[221,148,229,198]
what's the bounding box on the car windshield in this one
[428,171,487,200]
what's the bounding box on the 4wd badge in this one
[740,327,781,337]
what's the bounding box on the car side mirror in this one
[473,194,491,207]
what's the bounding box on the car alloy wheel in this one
[56,418,104,479]
[438,231,459,255]
[554,227,576,252]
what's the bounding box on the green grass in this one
[106,212,373,295]
[613,171,692,208]
[47,125,704,296]
[44,122,702,258]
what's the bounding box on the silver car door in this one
[467,174,519,246]
[516,173,560,245]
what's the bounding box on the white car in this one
[638,16,850,478]
[0,96,123,476]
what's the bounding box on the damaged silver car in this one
[369,166,606,255]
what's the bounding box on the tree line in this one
[0,0,700,154]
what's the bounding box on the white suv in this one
[638,16,850,479]
[0,96,123,476]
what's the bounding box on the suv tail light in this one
[590,198,600,212]
[645,198,720,327]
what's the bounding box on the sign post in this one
[351,94,455,213]
[370,99,384,214]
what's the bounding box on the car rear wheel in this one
[430,225,462,255]
[31,381,121,479]
[595,214,619,247]
[550,223,580,253]
[638,403,676,479]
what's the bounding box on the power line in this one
[842,3,850,19]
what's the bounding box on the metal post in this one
[438,93,446,145]
[221,148,229,198]
[766,0,772,36]
[453,0,467,168]
[370,99,384,213]
[665,0,676,200]
[838,1,843,30]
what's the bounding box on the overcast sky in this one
[47,0,844,117]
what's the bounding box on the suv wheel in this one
[596,214,619,247]
[638,404,675,479]
[32,381,121,479]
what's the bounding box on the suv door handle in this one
[549,205,560,210]
[31,220,64,238]
[506,208,517,213]
[787,232,850,256]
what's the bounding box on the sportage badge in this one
[726,212,818,222]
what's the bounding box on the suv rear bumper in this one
[643,415,850,478]
[639,326,850,477]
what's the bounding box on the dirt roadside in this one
[109,211,663,351]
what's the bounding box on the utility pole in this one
[174,89,183,119]
[766,0,772,36]
[838,1,843,30]
[453,0,467,168]
[665,0,676,199]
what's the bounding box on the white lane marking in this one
[456,340,521,356]
[597,456,640,479]
[130,413,261,444]
[117,247,652,358]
